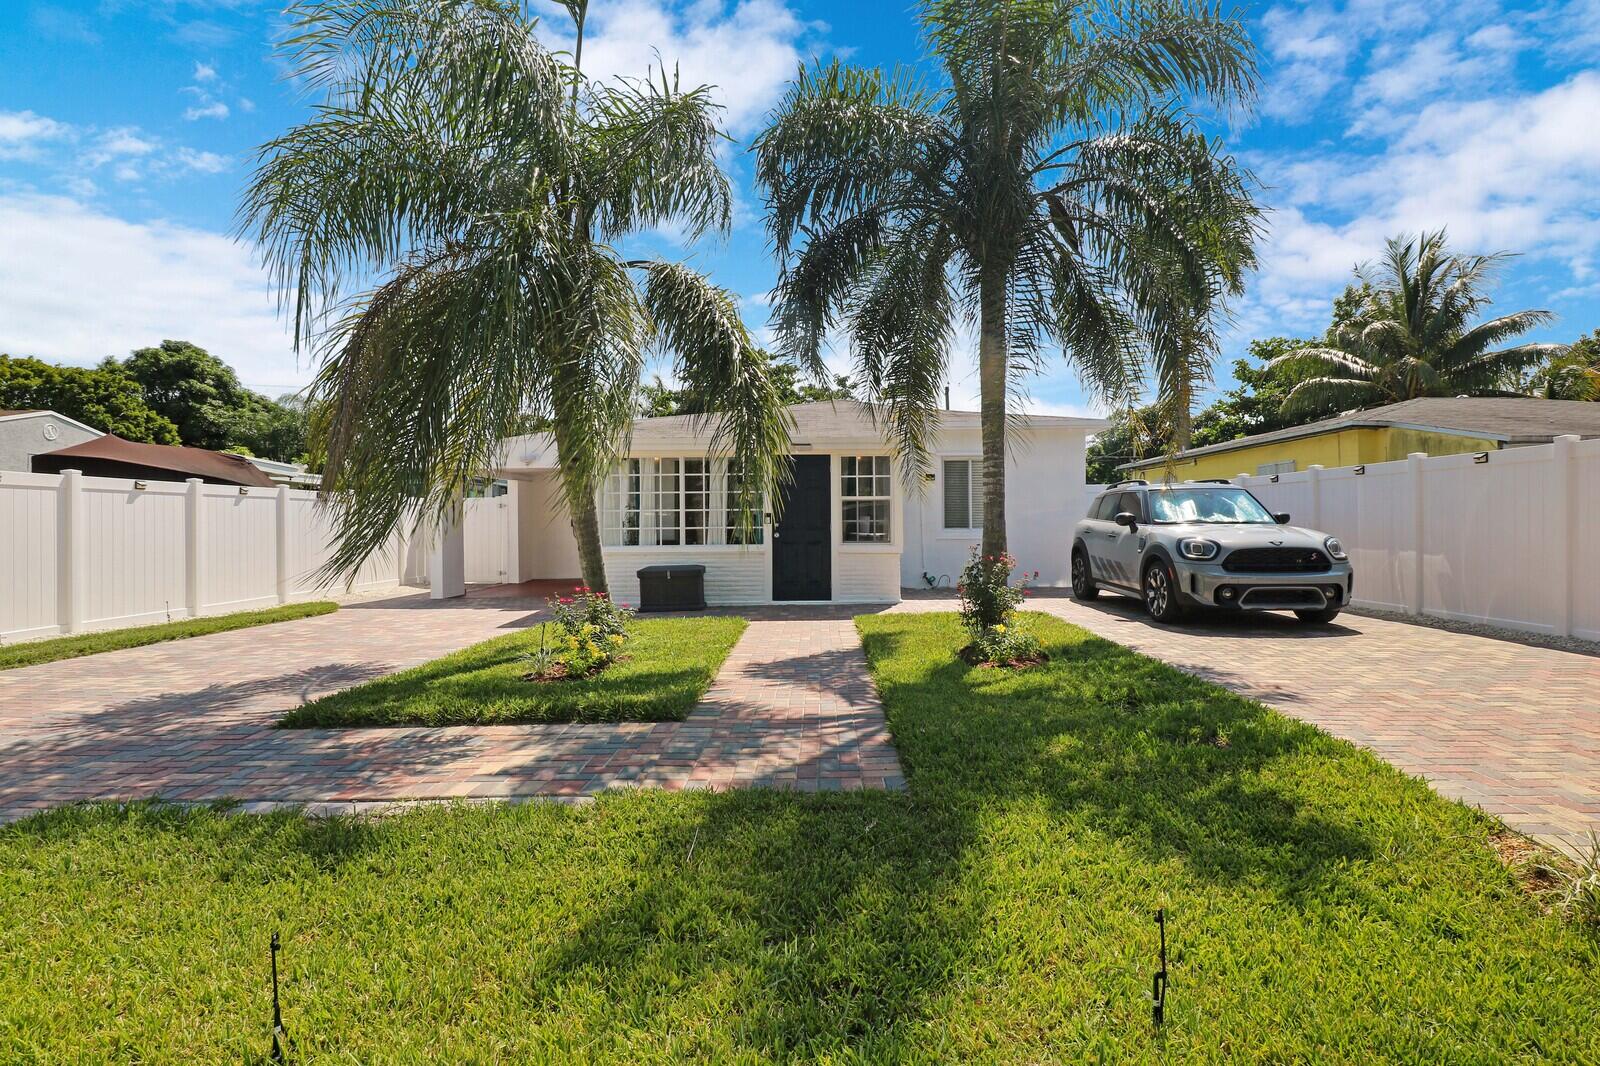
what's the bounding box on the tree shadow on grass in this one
[860,613,1378,902]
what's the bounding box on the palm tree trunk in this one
[555,431,610,595]
[569,489,609,595]
[978,264,1008,558]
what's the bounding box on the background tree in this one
[1189,337,1320,446]
[242,0,789,590]
[756,0,1260,558]
[1274,231,1566,415]
[638,354,854,416]
[0,354,179,444]
[118,339,308,459]
[1522,329,1599,400]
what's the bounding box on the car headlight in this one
[1324,536,1348,560]
[1177,537,1219,561]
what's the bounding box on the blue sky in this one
[1,0,1597,413]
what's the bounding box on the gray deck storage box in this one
[636,563,706,612]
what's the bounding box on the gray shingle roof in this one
[1123,397,1600,469]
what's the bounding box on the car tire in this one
[1143,559,1187,623]
[1294,606,1342,625]
[1071,548,1099,601]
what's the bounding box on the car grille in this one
[1221,547,1331,573]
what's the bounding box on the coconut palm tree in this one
[1274,231,1568,416]
[754,0,1261,556]
[240,0,790,592]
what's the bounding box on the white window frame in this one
[840,454,892,544]
[940,457,985,532]
[600,457,763,548]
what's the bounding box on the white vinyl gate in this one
[463,495,515,585]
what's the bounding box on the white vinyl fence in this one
[1,470,430,642]
[1231,434,1598,639]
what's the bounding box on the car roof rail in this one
[1106,479,1148,489]
[1186,478,1234,484]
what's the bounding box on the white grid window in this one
[600,458,763,547]
[841,455,891,543]
[942,458,985,530]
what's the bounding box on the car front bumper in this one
[1170,559,1354,611]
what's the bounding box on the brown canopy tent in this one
[31,434,279,487]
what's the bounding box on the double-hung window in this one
[600,458,762,547]
[941,458,985,530]
[841,455,891,543]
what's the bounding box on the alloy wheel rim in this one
[1146,569,1168,613]
[1072,555,1087,591]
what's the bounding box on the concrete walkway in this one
[897,591,1600,855]
[0,594,901,824]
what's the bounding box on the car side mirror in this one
[1114,511,1138,529]
[1273,512,1291,524]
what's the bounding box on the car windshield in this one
[1148,487,1275,524]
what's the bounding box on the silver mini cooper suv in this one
[1070,480,1354,624]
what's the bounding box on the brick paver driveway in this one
[900,591,1600,855]
[0,593,901,823]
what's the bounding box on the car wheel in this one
[1071,549,1099,601]
[1143,560,1187,623]
[1294,606,1342,625]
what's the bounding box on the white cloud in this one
[1240,72,1600,337]
[0,194,305,392]
[535,0,821,135]
[183,100,230,121]
[193,61,217,82]
[0,110,69,160]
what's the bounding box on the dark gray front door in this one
[772,455,832,600]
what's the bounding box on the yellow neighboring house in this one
[1119,397,1600,480]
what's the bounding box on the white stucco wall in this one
[515,471,582,581]
[900,425,1089,589]
[0,413,102,474]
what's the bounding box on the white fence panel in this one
[0,472,62,640]
[200,486,280,612]
[77,477,190,630]
[1574,443,1600,640]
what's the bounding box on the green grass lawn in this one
[0,601,338,671]
[280,615,748,727]
[2,612,1595,1063]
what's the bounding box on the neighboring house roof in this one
[497,399,1108,472]
[1121,397,1600,470]
[245,455,322,487]
[0,409,105,437]
[31,434,279,486]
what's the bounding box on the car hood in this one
[1162,523,1330,549]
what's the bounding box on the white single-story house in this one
[430,400,1105,605]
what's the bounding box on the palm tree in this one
[240,0,790,592]
[1274,231,1568,415]
[754,0,1261,556]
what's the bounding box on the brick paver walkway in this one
[899,591,1600,855]
[0,595,902,823]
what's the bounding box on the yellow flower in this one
[586,641,600,656]
[992,623,1007,633]
[608,633,625,645]
[580,622,597,635]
